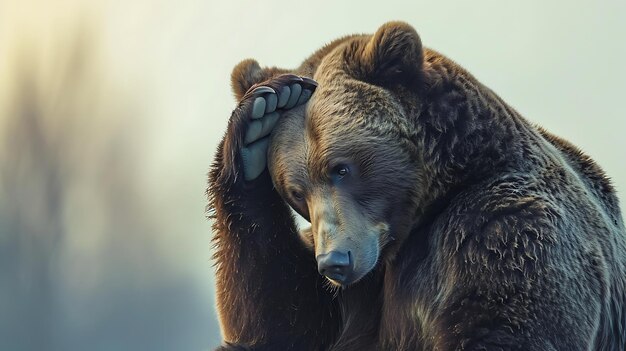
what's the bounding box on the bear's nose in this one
[316,250,353,284]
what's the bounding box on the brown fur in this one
[208,21,626,350]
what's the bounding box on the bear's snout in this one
[316,250,353,285]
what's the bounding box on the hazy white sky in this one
[1,1,625,349]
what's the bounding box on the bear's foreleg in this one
[209,76,339,351]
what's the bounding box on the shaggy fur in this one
[208,22,626,350]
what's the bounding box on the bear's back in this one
[423,127,626,350]
[537,128,626,350]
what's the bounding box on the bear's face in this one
[268,25,426,286]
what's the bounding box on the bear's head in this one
[265,22,430,287]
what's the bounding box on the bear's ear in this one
[359,21,424,88]
[230,59,289,101]
[230,59,265,101]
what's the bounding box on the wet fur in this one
[208,22,626,350]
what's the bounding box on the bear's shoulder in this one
[434,174,562,277]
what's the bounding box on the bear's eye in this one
[333,164,350,179]
[291,190,304,202]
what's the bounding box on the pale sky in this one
[1,1,625,350]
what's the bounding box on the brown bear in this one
[207,21,626,350]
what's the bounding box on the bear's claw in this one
[239,74,317,181]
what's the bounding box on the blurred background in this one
[0,0,624,350]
